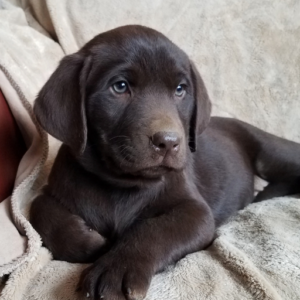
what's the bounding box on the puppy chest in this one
[79,188,156,239]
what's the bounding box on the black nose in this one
[151,131,180,155]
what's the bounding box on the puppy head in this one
[34,25,211,180]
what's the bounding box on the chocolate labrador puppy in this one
[30,25,300,300]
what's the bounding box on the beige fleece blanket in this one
[0,0,300,299]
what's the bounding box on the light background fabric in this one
[0,0,299,299]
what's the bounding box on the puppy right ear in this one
[34,53,92,155]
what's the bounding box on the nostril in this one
[173,143,179,148]
[159,143,166,149]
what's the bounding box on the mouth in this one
[129,165,173,178]
[101,139,186,181]
[105,154,176,179]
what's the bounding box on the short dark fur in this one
[31,25,300,300]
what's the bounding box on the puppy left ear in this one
[189,61,212,152]
[34,54,92,156]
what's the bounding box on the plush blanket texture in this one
[0,0,299,299]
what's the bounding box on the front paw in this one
[77,251,153,300]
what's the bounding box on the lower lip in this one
[131,166,172,177]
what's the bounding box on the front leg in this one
[78,200,215,300]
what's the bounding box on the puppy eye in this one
[112,81,129,94]
[175,84,185,97]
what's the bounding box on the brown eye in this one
[112,81,129,94]
[175,84,185,97]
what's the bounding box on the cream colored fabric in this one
[0,0,63,277]
[0,0,299,299]
[0,198,26,266]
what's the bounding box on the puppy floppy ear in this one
[189,61,212,152]
[34,53,92,155]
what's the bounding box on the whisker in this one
[117,144,136,167]
[109,135,130,141]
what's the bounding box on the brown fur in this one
[30,25,300,300]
